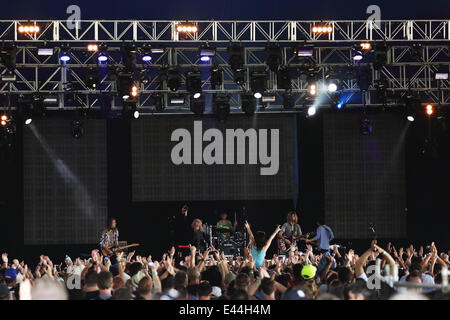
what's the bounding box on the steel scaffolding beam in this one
[0,22,449,112]
[1,20,449,43]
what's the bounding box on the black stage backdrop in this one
[323,113,407,239]
[131,115,298,202]
[23,119,107,245]
[1,111,449,261]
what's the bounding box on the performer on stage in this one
[100,218,119,256]
[306,219,334,252]
[278,211,302,248]
[191,218,208,252]
[216,212,237,238]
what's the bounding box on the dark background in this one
[0,0,448,20]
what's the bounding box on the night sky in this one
[1,0,448,20]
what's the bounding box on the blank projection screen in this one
[132,114,298,201]
[323,113,407,239]
[24,119,107,245]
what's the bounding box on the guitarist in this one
[100,218,119,256]
[278,212,302,253]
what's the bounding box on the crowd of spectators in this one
[1,233,449,300]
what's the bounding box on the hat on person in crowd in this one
[301,264,317,280]
[131,271,146,288]
[4,268,18,281]
[0,284,9,299]
[282,288,307,300]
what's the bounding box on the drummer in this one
[216,212,237,238]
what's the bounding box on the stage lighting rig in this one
[59,45,71,63]
[86,67,101,89]
[373,44,388,70]
[164,66,182,92]
[250,71,267,99]
[311,25,333,34]
[117,72,134,99]
[294,44,314,58]
[352,46,363,62]
[121,42,137,71]
[277,66,292,91]
[265,44,282,72]
[0,45,17,71]
[199,43,216,62]
[426,104,434,116]
[241,93,256,116]
[87,44,99,52]
[190,95,205,117]
[213,95,231,122]
[18,24,40,34]
[228,44,245,72]
[283,92,295,108]
[141,44,152,62]
[97,43,109,63]
[152,93,165,112]
[176,23,198,33]
[210,65,223,89]
[185,70,202,99]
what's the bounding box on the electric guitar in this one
[277,233,311,253]
[101,243,140,256]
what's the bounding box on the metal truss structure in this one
[0,20,449,113]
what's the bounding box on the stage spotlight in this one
[97,44,108,63]
[307,82,317,96]
[71,120,84,139]
[265,44,282,72]
[307,106,317,117]
[435,71,449,80]
[233,68,246,86]
[199,44,216,62]
[117,72,134,99]
[153,93,165,112]
[17,95,33,124]
[1,114,8,126]
[360,116,373,135]
[356,67,371,92]
[404,93,420,122]
[426,104,434,116]
[283,93,295,108]
[228,44,245,72]
[360,42,372,51]
[1,72,16,82]
[86,67,101,89]
[18,24,40,34]
[250,71,267,99]
[210,65,223,89]
[190,96,205,117]
[87,44,99,52]
[410,44,423,61]
[327,82,338,93]
[176,23,198,33]
[312,25,333,34]
[352,47,363,62]
[121,42,137,71]
[59,46,71,63]
[169,95,185,104]
[38,44,54,56]
[294,45,314,57]
[130,84,139,98]
[277,66,292,90]
[185,70,202,98]
[0,45,17,71]
[213,95,231,122]
[165,66,181,92]
[241,94,256,116]
[141,44,152,62]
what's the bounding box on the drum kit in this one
[203,224,247,257]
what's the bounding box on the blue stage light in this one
[60,53,70,63]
